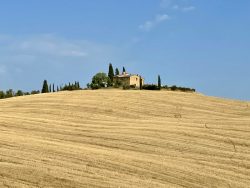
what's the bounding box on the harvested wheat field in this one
[0,90,250,188]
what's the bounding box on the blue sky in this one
[0,0,249,100]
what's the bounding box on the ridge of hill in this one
[0,90,249,187]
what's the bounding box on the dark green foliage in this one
[114,80,122,88]
[49,84,51,93]
[31,90,40,95]
[15,90,24,96]
[107,79,113,87]
[122,85,131,90]
[90,72,109,89]
[42,80,49,93]
[0,91,5,99]
[0,89,39,100]
[61,81,81,91]
[161,85,168,89]
[140,77,142,90]
[53,84,55,92]
[129,84,136,89]
[122,67,126,73]
[115,68,120,75]
[158,75,161,90]
[57,86,59,92]
[5,89,14,98]
[142,84,159,90]
[108,63,114,85]
[171,85,177,91]
[172,86,195,92]
[162,85,195,92]
[74,81,80,90]
[90,84,101,90]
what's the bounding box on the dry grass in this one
[0,90,250,188]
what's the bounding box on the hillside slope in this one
[0,90,249,188]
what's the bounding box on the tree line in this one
[0,63,195,100]
[41,80,81,93]
[0,89,40,99]
[0,80,81,99]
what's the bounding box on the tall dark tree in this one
[53,84,55,92]
[158,75,161,90]
[49,84,52,93]
[108,63,114,85]
[115,68,120,75]
[42,80,49,93]
[57,86,59,92]
[140,76,142,90]
[122,66,126,73]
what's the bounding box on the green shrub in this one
[171,85,177,91]
[122,85,130,90]
[130,84,136,89]
[142,84,159,90]
[162,85,169,89]
[90,84,101,90]
[31,90,40,95]
[0,91,5,99]
[15,90,24,96]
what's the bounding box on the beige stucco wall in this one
[129,75,141,87]
[114,75,144,88]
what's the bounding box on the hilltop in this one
[0,90,249,187]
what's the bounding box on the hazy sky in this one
[0,0,249,100]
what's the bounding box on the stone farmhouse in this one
[113,72,144,88]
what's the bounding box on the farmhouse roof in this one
[114,72,142,78]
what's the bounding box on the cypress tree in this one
[115,68,120,75]
[108,63,114,84]
[57,86,59,92]
[158,75,161,90]
[122,66,126,73]
[41,80,49,93]
[53,84,55,92]
[49,84,51,93]
[140,77,142,90]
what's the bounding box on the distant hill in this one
[0,90,249,187]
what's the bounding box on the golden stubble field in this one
[0,90,249,188]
